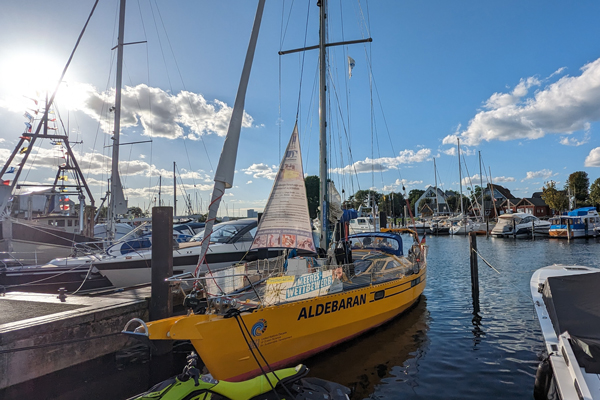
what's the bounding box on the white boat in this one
[46,218,273,288]
[348,216,376,234]
[449,218,487,235]
[549,207,600,238]
[491,212,550,238]
[531,265,600,400]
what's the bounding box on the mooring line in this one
[471,248,534,304]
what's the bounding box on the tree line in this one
[542,171,600,213]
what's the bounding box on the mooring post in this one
[150,206,173,355]
[486,218,489,238]
[512,219,516,239]
[531,218,535,240]
[469,232,479,302]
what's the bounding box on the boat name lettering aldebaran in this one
[297,294,367,320]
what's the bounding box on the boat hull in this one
[145,267,426,381]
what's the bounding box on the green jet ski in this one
[129,352,351,400]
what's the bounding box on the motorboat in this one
[348,216,375,234]
[549,207,600,238]
[449,218,487,235]
[531,265,600,400]
[43,218,277,289]
[491,212,550,238]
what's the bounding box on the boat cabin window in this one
[57,220,65,227]
[68,220,73,227]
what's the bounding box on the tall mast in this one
[478,151,483,218]
[173,161,177,217]
[458,138,464,216]
[108,0,126,241]
[318,0,328,250]
[434,157,439,214]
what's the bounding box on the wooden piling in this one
[531,218,535,240]
[566,219,571,242]
[469,232,479,302]
[150,206,173,355]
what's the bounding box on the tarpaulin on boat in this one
[542,272,600,373]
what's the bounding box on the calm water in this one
[3,235,600,399]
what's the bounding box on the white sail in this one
[251,124,315,253]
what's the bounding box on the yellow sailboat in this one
[124,0,427,382]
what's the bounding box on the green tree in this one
[408,189,425,213]
[566,171,590,206]
[590,178,600,208]
[347,189,381,211]
[377,192,406,218]
[542,180,569,214]
[127,206,146,218]
[304,175,320,219]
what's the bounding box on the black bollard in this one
[469,232,479,302]
[150,206,173,355]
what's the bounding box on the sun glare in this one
[0,53,85,112]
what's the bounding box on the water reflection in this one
[304,297,430,399]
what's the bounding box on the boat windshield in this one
[349,236,400,252]
[190,223,255,244]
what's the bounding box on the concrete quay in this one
[0,288,150,389]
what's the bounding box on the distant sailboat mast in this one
[458,138,464,217]
[434,157,439,214]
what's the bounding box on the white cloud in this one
[522,169,554,181]
[585,147,600,167]
[442,146,476,157]
[382,178,423,191]
[330,148,431,174]
[559,131,590,146]
[493,176,516,183]
[443,58,600,146]
[26,82,255,140]
[243,163,277,180]
[246,180,253,184]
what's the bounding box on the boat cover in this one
[542,272,600,373]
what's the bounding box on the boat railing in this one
[0,251,43,268]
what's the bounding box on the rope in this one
[471,247,534,304]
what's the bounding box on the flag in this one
[19,147,28,154]
[58,175,68,181]
[23,112,34,122]
[420,232,426,244]
[6,167,15,174]
[1,180,10,186]
[24,122,32,132]
[24,96,38,105]
[348,56,355,78]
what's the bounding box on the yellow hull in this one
[146,266,426,381]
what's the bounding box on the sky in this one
[1,0,600,217]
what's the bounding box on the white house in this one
[414,186,448,217]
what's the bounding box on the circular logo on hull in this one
[251,319,267,337]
